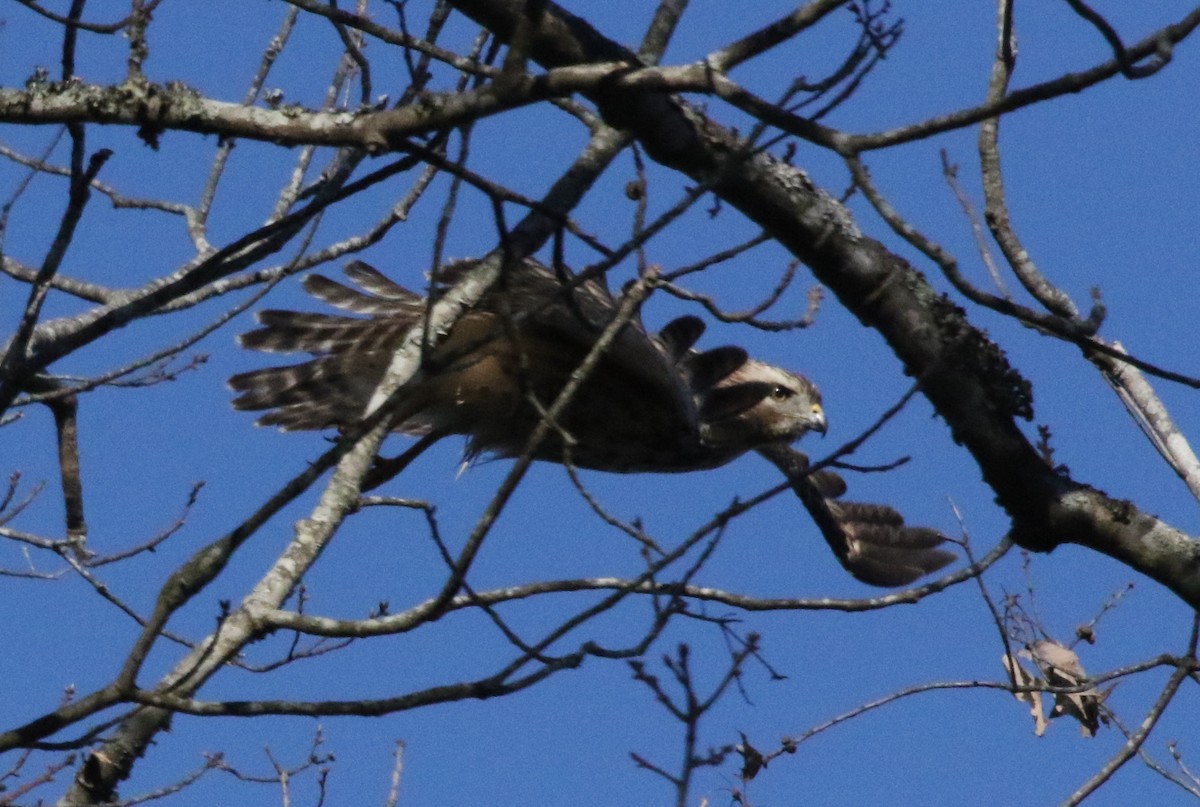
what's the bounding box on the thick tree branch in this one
[55,120,632,805]
[444,0,1200,607]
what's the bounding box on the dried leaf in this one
[1021,641,1102,738]
[1003,652,1048,737]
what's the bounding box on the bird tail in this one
[228,261,424,430]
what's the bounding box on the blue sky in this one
[2,2,1200,804]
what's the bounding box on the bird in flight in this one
[230,258,954,586]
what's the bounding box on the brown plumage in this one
[230,258,954,586]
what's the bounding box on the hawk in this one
[230,258,954,586]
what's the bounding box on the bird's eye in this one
[770,385,793,401]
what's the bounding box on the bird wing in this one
[756,443,957,587]
[437,258,701,429]
[229,258,707,444]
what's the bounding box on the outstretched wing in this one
[229,259,711,466]
[756,444,956,587]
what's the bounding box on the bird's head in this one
[698,360,825,450]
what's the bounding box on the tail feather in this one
[303,273,421,316]
[229,262,430,431]
[239,311,414,356]
[257,402,340,431]
[255,310,365,329]
[343,260,421,300]
[228,354,385,415]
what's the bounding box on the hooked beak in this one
[808,405,827,437]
